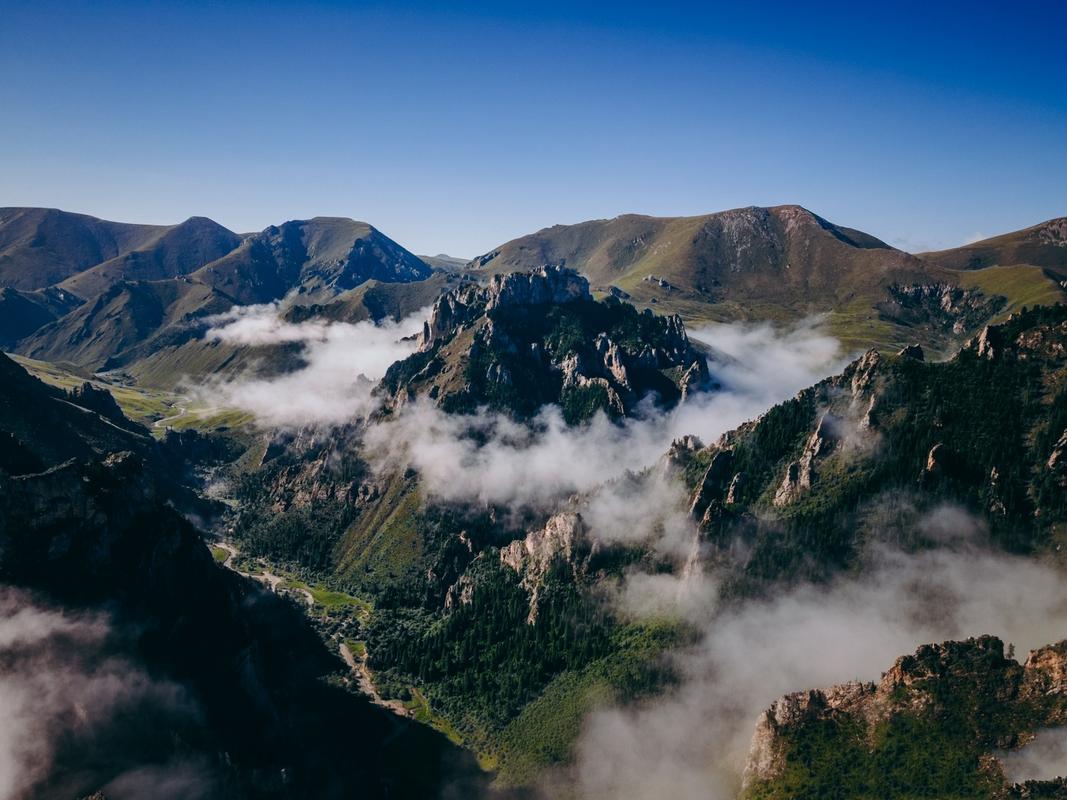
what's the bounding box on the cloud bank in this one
[566,511,1067,800]
[366,318,850,511]
[0,588,212,800]
[196,304,428,427]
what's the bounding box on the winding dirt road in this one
[153,403,188,429]
[340,641,413,718]
[214,540,405,717]
[212,541,312,606]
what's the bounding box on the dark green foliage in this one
[561,383,614,424]
[748,712,997,800]
[368,558,617,729]
[707,305,1067,594]
[746,638,1056,800]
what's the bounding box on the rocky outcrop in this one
[965,311,1067,363]
[898,343,925,361]
[66,381,134,427]
[1048,430,1067,488]
[773,413,838,506]
[383,266,711,421]
[419,265,590,350]
[500,512,596,623]
[744,637,1067,792]
[879,282,1005,336]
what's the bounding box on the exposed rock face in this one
[689,448,736,526]
[419,266,590,350]
[966,314,1067,363]
[773,413,838,506]
[898,344,925,361]
[500,512,595,623]
[744,637,1067,792]
[879,282,1005,337]
[1049,430,1067,487]
[383,265,711,421]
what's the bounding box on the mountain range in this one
[3,205,1065,381]
[1,203,1066,799]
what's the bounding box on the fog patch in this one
[195,303,428,427]
[567,509,1067,800]
[367,319,850,512]
[0,588,211,799]
[998,728,1067,784]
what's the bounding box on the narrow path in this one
[340,641,413,718]
[214,539,404,716]
[212,541,310,605]
[154,404,188,428]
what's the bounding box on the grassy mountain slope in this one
[921,217,1067,277]
[0,285,82,345]
[57,215,243,299]
[284,271,456,324]
[473,206,1067,353]
[0,207,169,290]
[420,253,470,271]
[19,278,236,371]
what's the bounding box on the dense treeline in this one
[698,305,1067,594]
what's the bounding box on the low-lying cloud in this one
[0,588,212,800]
[366,318,850,512]
[998,727,1067,784]
[196,303,428,427]
[566,510,1067,800]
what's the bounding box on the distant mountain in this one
[0,207,171,290]
[473,206,1067,353]
[194,217,433,305]
[2,210,439,373]
[419,253,470,271]
[57,215,243,299]
[920,217,1067,278]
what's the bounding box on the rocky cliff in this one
[380,265,710,421]
[744,637,1067,799]
[674,305,1067,594]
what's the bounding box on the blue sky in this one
[1,0,1065,256]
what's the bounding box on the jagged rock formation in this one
[877,282,1005,336]
[381,265,710,421]
[500,512,596,623]
[743,637,1067,799]
[678,305,1067,591]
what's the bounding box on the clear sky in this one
[1,0,1065,257]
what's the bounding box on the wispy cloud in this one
[365,317,850,512]
[565,508,1067,799]
[194,303,428,427]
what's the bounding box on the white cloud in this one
[365,318,851,513]
[569,511,1067,800]
[195,303,429,427]
[0,589,205,800]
